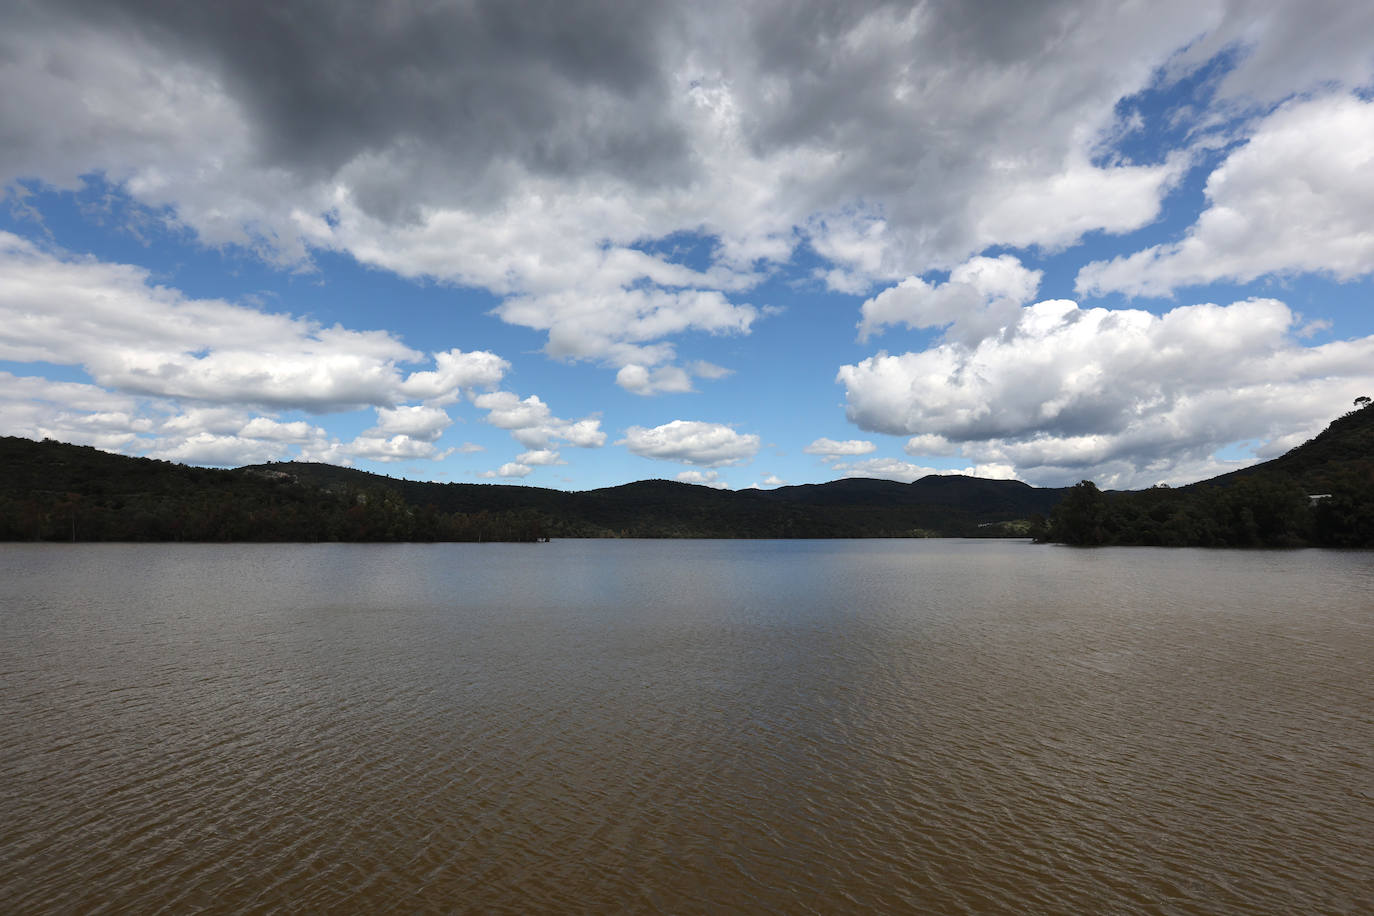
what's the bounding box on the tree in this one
[1047,480,1109,545]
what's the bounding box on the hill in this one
[1041,401,1374,547]
[0,438,548,543]
[234,463,1069,539]
[5,401,1367,545]
[0,436,1064,542]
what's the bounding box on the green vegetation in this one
[1040,400,1374,547]
[0,439,550,542]
[0,438,1064,542]
[5,400,1368,545]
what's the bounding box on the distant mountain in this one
[233,464,1069,539]
[5,402,1368,544]
[1,436,1065,542]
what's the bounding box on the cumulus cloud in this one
[472,391,606,450]
[620,420,760,467]
[237,417,326,443]
[616,364,694,396]
[0,232,505,412]
[480,462,533,479]
[0,372,150,451]
[803,437,877,459]
[675,470,728,489]
[1077,94,1374,298]
[366,405,453,442]
[146,432,293,467]
[398,350,510,403]
[904,434,958,457]
[515,449,564,466]
[838,297,1374,487]
[858,254,1043,345]
[7,0,1372,375]
[826,457,1019,484]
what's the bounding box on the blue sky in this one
[2,0,1372,491]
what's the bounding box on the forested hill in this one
[1042,401,1374,547]
[7,402,1368,544]
[1,436,1065,542]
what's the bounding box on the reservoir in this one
[1,540,1369,913]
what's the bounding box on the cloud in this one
[904,434,957,457]
[838,297,1374,487]
[146,432,292,467]
[620,420,759,467]
[472,391,606,450]
[675,470,728,489]
[398,350,509,403]
[0,232,505,412]
[616,364,694,396]
[480,462,533,479]
[8,0,1372,375]
[238,417,327,443]
[0,371,150,451]
[689,360,733,380]
[367,405,453,442]
[1077,94,1374,298]
[515,449,564,466]
[858,254,1042,344]
[803,437,876,459]
[825,457,1019,484]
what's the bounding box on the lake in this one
[0,540,1369,913]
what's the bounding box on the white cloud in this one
[334,435,453,464]
[398,349,509,403]
[480,462,533,479]
[238,417,326,443]
[675,470,728,489]
[904,434,957,457]
[616,364,694,396]
[0,232,499,412]
[761,474,788,487]
[689,360,733,380]
[368,405,453,442]
[803,437,877,459]
[620,420,760,467]
[146,432,292,467]
[827,456,1019,483]
[515,449,564,466]
[8,1,1372,376]
[858,255,1042,345]
[838,297,1374,487]
[1077,94,1374,298]
[471,391,606,450]
[0,372,150,451]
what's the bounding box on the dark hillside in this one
[1192,400,1374,493]
[1044,401,1374,547]
[0,438,548,542]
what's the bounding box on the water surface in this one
[1,540,1370,913]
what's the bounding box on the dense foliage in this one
[1,437,1063,542]
[1040,402,1374,547]
[0,438,549,542]
[6,401,1368,545]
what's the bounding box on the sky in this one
[2,0,1372,492]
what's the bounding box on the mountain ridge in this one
[2,402,1368,543]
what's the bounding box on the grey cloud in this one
[32,0,691,214]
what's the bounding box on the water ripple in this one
[1,541,1370,913]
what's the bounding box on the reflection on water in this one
[1,540,1370,913]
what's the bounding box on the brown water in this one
[0,540,1370,914]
